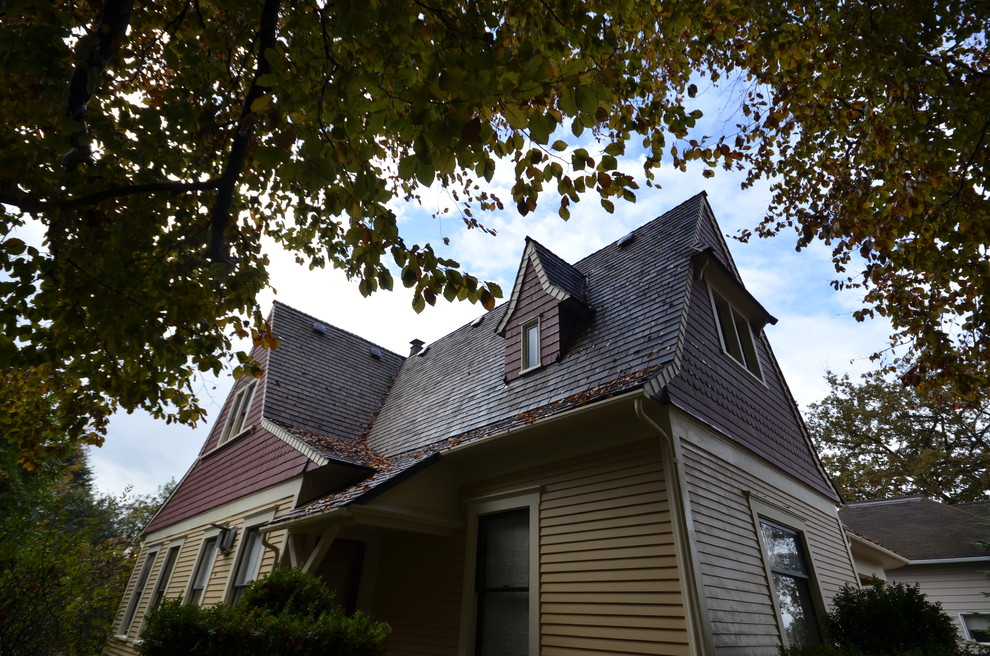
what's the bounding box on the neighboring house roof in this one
[273,192,836,527]
[840,496,990,562]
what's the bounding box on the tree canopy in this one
[806,369,990,504]
[2,0,987,464]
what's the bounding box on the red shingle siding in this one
[503,261,562,382]
[146,345,314,534]
[666,275,835,498]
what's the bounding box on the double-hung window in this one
[759,519,821,647]
[521,319,541,371]
[475,509,530,655]
[462,490,539,656]
[186,536,218,605]
[147,544,181,612]
[230,527,264,604]
[220,381,256,444]
[118,546,160,638]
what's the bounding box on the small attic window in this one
[521,318,541,371]
[219,380,256,444]
[710,288,762,379]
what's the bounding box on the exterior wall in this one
[371,438,690,656]
[889,563,990,639]
[503,260,562,382]
[106,483,299,656]
[673,411,857,655]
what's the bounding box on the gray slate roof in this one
[364,194,701,457]
[264,302,404,448]
[840,497,990,560]
[271,193,835,525]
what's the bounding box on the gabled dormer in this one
[496,238,590,381]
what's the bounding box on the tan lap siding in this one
[373,532,466,656]
[464,439,690,656]
[105,493,295,656]
[679,433,855,655]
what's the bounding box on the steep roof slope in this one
[364,193,702,456]
[263,301,404,446]
[841,497,990,560]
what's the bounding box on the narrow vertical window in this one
[187,536,218,605]
[147,544,181,612]
[521,319,540,371]
[220,381,256,444]
[230,528,264,604]
[759,519,821,647]
[119,547,159,637]
[475,509,530,656]
[711,289,762,379]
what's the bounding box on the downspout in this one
[634,397,712,656]
[261,533,281,568]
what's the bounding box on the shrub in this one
[138,569,390,656]
[780,582,970,656]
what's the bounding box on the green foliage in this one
[1,1,987,464]
[781,583,968,656]
[807,369,990,503]
[0,444,134,656]
[138,569,390,656]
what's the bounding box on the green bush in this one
[780,582,973,656]
[138,569,390,656]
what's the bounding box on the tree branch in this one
[206,0,281,263]
[59,179,221,210]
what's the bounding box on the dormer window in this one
[521,319,541,371]
[710,288,762,379]
[220,380,256,444]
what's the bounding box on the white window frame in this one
[219,380,257,445]
[117,544,161,640]
[460,488,540,656]
[221,508,277,604]
[961,613,990,644]
[709,286,764,381]
[184,530,221,605]
[521,318,541,372]
[139,539,184,634]
[748,495,825,649]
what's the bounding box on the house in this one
[841,497,990,645]
[108,193,859,656]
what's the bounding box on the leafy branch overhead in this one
[1,1,987,464]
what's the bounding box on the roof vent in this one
[312,322,328,335]
[617,231,636,248]
[470,316,484,328]
[417,345,430,357]
[370,347,382,359]
[409,338,425,356]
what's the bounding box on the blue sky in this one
[88,158,894,496]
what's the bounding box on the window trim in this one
[460,489,540,656]
[520,317,541,372]
[961,612,990,644]
[185,531,221,605]
[708,286,765,381]
[219,380,257,445]
[748,494,825,648]
[146,540,183,612]
[117,544,161,640]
